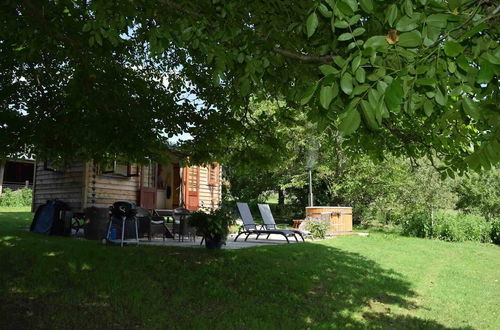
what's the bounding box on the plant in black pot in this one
[189,208,234,249]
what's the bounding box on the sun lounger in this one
[257,203,307,241]
[234,202,300,243]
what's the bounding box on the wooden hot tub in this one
[305,206,353,236]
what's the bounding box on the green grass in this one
[1,207,499,329]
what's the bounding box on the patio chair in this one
[136,207,173,241]
[234,202,299,243]
[257,203,307,242]
[172,207,197,242]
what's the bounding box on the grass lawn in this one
[1,207,499,329]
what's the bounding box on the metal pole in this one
[308,169,313,207]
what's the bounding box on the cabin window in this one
[208,163,219,186]
[142,162,156,188]
[101,162,138,177]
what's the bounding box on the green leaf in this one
[459,23,487,42]
[340,73,353,95]
[352,27,366,37]
[398,30,422,47]
[434,89,446,106]
[385,78,403,112]
[319,65,338,75]
[306,12,319,38]
[352,84,369,95]
[334,21,349,29]
[444,41,464,57]
[462,97,481,120]
[338,33,353,41]
[415,77,436,86]
[333,56,346,69]
[423,99,434,117]
[320,84,338,109]
[89,36,95,47]
[448,61,456,73]
[386,5,398,27]
[337,1,354,16]
[359,0,374,13]
[83,23,92,32]
[339,109,361,136]
[351,55,361,72]
[355,67,366,83]
[364,36,388,51]
[404,0,414,16]
[360,100,379,130]
[426,14,448,28]
[342,0,358,12]
[95,33,103,46]
[368,88,380,108]
[300,82,318,105]
[477,60,494,84]
[396,16,419,32]
[318,4,332,18]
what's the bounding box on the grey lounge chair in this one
[257,203,307,242]
[234,202,299,243]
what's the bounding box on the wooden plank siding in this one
[32,161,86,211]
[33,157,222,212]
[85,163,140,209]
[197,166,222,211]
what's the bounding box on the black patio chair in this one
[234,202,299,243]
[257,203,307,241]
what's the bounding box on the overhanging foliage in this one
[1,0,498,171]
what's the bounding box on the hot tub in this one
[305,206,353,235]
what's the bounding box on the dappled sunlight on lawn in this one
[0,210,494,329]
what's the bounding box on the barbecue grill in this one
[103,201,139,247]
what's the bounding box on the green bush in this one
[305,216,329,239]
[402,210,491,243]
[490,219,500,245]
[435,212,491,243]
[401,211,433,238]
[0,188,32,207]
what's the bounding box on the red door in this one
[139,163,157,210]
[183,166,200,211]
[139,187,156,210]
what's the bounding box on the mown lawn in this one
[1,208,499,329]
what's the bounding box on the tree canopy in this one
[1,0,499,170]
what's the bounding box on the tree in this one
[1,1,499,170]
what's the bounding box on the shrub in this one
[305,216,329,239]
[490,219,500,245]
[435,212,491,243]
[402,210,492,243]
[0,188,32,207]
[401,211,433,238]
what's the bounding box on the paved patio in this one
[139,233,306,249]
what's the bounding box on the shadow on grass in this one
[0,212,472,329]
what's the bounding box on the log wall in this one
[85,162,140,209]
[197,166,222,211]
[32,161,86,211]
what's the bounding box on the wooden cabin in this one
[32,151,222,213]
[0,157,35,194]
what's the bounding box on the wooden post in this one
[0,160,5,195]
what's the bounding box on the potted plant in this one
[189,208,234,249]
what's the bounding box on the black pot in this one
[204,235,224,249]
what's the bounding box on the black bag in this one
[30,200,71,236]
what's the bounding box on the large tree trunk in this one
[0,160,5,195]
[278,188,285,206]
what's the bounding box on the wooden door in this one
[139,187,156,210]
[139,163,157,210]
[183,166,200,211]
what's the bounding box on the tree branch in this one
[273,47,333,64]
